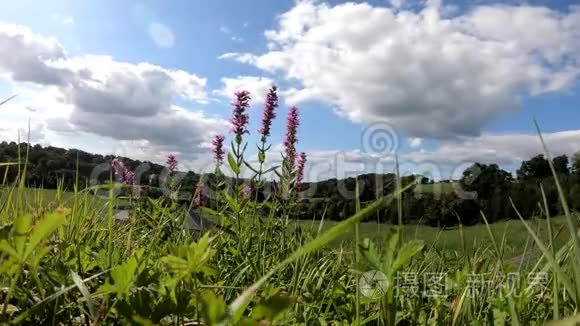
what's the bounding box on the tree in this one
[460,163,513,200]
[553,155,570,176]
[573,152,580,176]
[517,154,551,180]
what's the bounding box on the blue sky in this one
[0,0,579,180]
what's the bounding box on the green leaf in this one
[222,189,240,213]
[258,151,265,163]
[228,152,240,175]
[360,238,382,272]
[201,291,227,325]
[391,240,424,274]
[250,294,294,321]
[13,215,31,256]
[0,240,18,259]
[106,255,139,298]
[71,271,98,321]
[25,208,69,259]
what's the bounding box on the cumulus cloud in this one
[215,75,275,104]
[404,129,580,166]
[0,21,225,159]
[222,1,580,139]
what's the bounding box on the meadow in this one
[1,88,580,325]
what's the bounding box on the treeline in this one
[293,154,580,226]
[1,141,579,226]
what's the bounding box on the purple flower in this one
[124,170,135,186]
[230,90,251,140]
[241,184,252,199]
[194,183,205,207]
[166,153,178,173]
[284,107,300,170]
[111,157,134,185]
[212,135,225,166]
[111,158,125,180]
[295,152,307,186]
[259,86,278,139]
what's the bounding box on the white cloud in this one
[404,129,580,166]
[231,36,244,43]
[0,21,226,160]
[214,76,275,104]
[220,25,244,43]
[389,0,405,9]
[222,1,580,139]
[148,22,175,48]
[408,137,422,149]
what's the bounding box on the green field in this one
[414,182,457,194]
[292,215,574,259]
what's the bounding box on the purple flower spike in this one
[241,184,252,199]
[166,153,178,173]
[231,91,251,134]
[230,90,251,140]
[296,152,307,186]
[259,86,278,139]
[194,183,205,207]
[124,170,135,186]
[212,135,225,166]
[111,157,134,185]
[284,107,300,170]
[111,158,125,180]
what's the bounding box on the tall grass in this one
[0,144,578,324]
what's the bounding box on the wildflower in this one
[259,86,278,139]
[241,184,252,199]
[194,183,205,207]
[230,90,251,141]
[212,135,225,166]
[111,157,134,185]
[295,152,307,186]
[111,157,125,180]
[284,107,300,170]
[124,170,135,186]
[166,153,178,173]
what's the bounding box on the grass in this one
[0,179,578,324]
[292,215,575,257]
